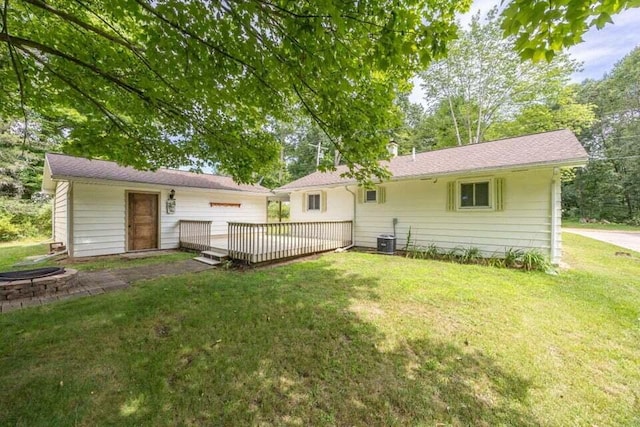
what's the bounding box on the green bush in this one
[403,240,552,272]
[625,215,640,226]
[0,215,20,242]
[520,250,552,272]
[0,197,51,241]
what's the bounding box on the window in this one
[460,181,490,208]
[307,193,321,210]
[365,189,377,203]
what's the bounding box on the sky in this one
[409,0,640,104]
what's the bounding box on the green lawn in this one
[1,234,639,425]
[0,242,193,272]
[563,219,640,231]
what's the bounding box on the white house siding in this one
[71,182,267,258]
[289,187,354,221]
[53,181,69,246]
[290,168,559,261]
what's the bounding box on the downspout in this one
[67,182,74,257]
[51,188,56,241]
[341,185,357,250]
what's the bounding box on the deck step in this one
[201,250,229,261]
[193,256,221,266]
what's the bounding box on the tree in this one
[392,93,435,154]
[419,8,579,146]
[486,87,596,140]
[0,0,465,184]
[501,0,640,61]
[568,47,640,220]
[0,115,60,199]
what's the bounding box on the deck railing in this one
[228,220,353,263]
[179,220,212,251]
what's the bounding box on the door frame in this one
[125,190,161,252]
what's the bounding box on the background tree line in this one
[0,115,59,240]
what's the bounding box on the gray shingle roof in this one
[46,153,271,193]
[278,129,588,190]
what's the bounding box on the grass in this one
[1,234,639,425]
[0,241,51,271]
[563,219,640,231]
[63,251,195,272]
[0,242,193,272]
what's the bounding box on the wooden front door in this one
[128,193,158,251]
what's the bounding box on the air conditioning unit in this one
[377,234,396,255]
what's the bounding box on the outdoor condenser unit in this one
[377,234,396,255]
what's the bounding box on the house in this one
[277,129,589,264]
[42,153,271,258]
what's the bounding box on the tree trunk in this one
[448,96,462,146]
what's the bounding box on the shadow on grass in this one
[0,257,537,426]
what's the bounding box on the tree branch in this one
[1,0,29,144]
[25,50,132,135]
[70,0,179,93]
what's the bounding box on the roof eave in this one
[41,156,56,193]
[276,157,589,192]
[50,175,271,196]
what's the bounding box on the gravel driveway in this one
[564,228,640,253]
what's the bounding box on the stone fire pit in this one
[0,268,80,301]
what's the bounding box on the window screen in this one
[460,183,474,207]
[308,194,321,210]
[475,182,489,206]
[460,182,490,208]
[365,189,377,203]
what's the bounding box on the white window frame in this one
[364,189,377,203]
[457,178,494,210]
[307,192,321,211]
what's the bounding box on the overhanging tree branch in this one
[23,0,180,94]
[134,0,280,95]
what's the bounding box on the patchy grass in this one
[62,251,195,272]
[0,242,50,271]
[563,219,640,231]
[1,234,639,425]
[0,236,51,248]
[0,240,193,272]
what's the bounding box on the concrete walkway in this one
[1,260,213,313]
[564,228,640,253]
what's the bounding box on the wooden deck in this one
[179,220,353,264]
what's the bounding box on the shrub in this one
[406,244,425,259]
[488,255,506,268]
[400,236,550,273]
[625,215,640,226]
[405,242,438,260]
[0,197,51,240]
[424,243,439,259]
[0,215,20,242]
[460,247,481,264]
[441,247,462,262]
[504,248,524,269]
[521,250,551,272]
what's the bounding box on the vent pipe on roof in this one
[387,141,398,158]
[412,147,416,161]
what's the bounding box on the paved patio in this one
[0,259,213,313]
